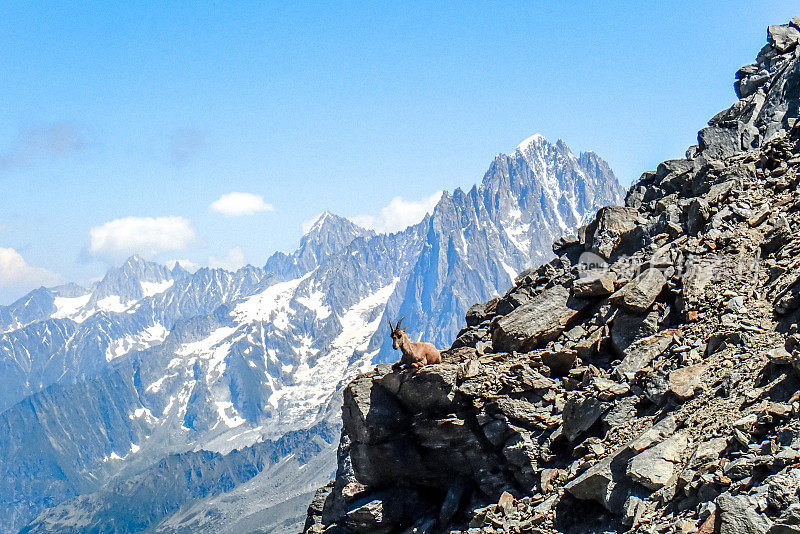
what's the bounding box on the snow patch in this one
[267,278,399,421]
[51,294,91,321]
[516,133,546,153]
[105,323,169,361]
[140,279,174,297]
[97,295,136,314]
[215,401,246,428]
[500,261,517,281]
[233,273,311,327]
[296,287,331,320]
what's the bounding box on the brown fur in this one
[389,317,441,370]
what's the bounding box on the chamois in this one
[389,316,441,369]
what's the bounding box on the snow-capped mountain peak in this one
[515,132,547,153]
[0,134,624,532]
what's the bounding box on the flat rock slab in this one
[492,285,590,353]
[626,431,689,490]
[609,268,666,313]
[615,329,678,380]
[669,364,707,400]
[572,270,617,298]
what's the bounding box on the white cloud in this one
[0,248,61,302]
[89,216,198,262]
[208,246,246,271]
[350,191,443,234]
[209,192,274,217]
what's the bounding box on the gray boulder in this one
[584,206,641,260]
[717,492,773,534]
[492,285,590,353]
[768,24,800,53]
[609,268,666,313]
[626,431,689,490]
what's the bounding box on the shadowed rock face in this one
[304,19,800,534]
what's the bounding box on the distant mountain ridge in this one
[0,135,624,532]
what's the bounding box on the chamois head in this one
[389,316,407,350]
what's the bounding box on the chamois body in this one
[389,317,441,369]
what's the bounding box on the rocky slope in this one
[2,136,622,533]
[303,18,800,534]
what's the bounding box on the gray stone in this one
[611,309,660,354]
[737,72,771,99]
[563,443,639,514]
[562,395,610,442]
[691,437,728,467]
[688,198,710,235]
[602,396,638,429]
[492,284,590,353]
[615,329,677,380]
[769,503,800,534]
[584,205,641,260]
[465,302,490,326]
[629,415,678,453]
[492,397,549,429]
[609,268,666,313]
[626,431,689,490]
[768,24,800,53]
[698,125,739,160]
[727,295,748,314]
[502,429,539,490]
[572,270,617,298]
[717,492,773,534]
[622,495,646,526]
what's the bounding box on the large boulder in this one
[625,431,689,490]
[768,24,800,53]
[584,206,641,260]
[492,285,590,353]
[717,492,773,534]
[562,395,610,442]
[615,329,678,381]
[572,270,617,298]
[609,268,666,313]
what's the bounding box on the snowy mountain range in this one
[0,134,623,532]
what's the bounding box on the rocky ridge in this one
[303,18,800,534]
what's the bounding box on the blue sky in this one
[0,1,797,303]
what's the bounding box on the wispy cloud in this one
[89,216,198,262]
[0,123,85,171]
[0,247,61,303]
[208,246,246,271]
[169,129,205,165]
[350,191,443,234]
[209,192,274,217]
